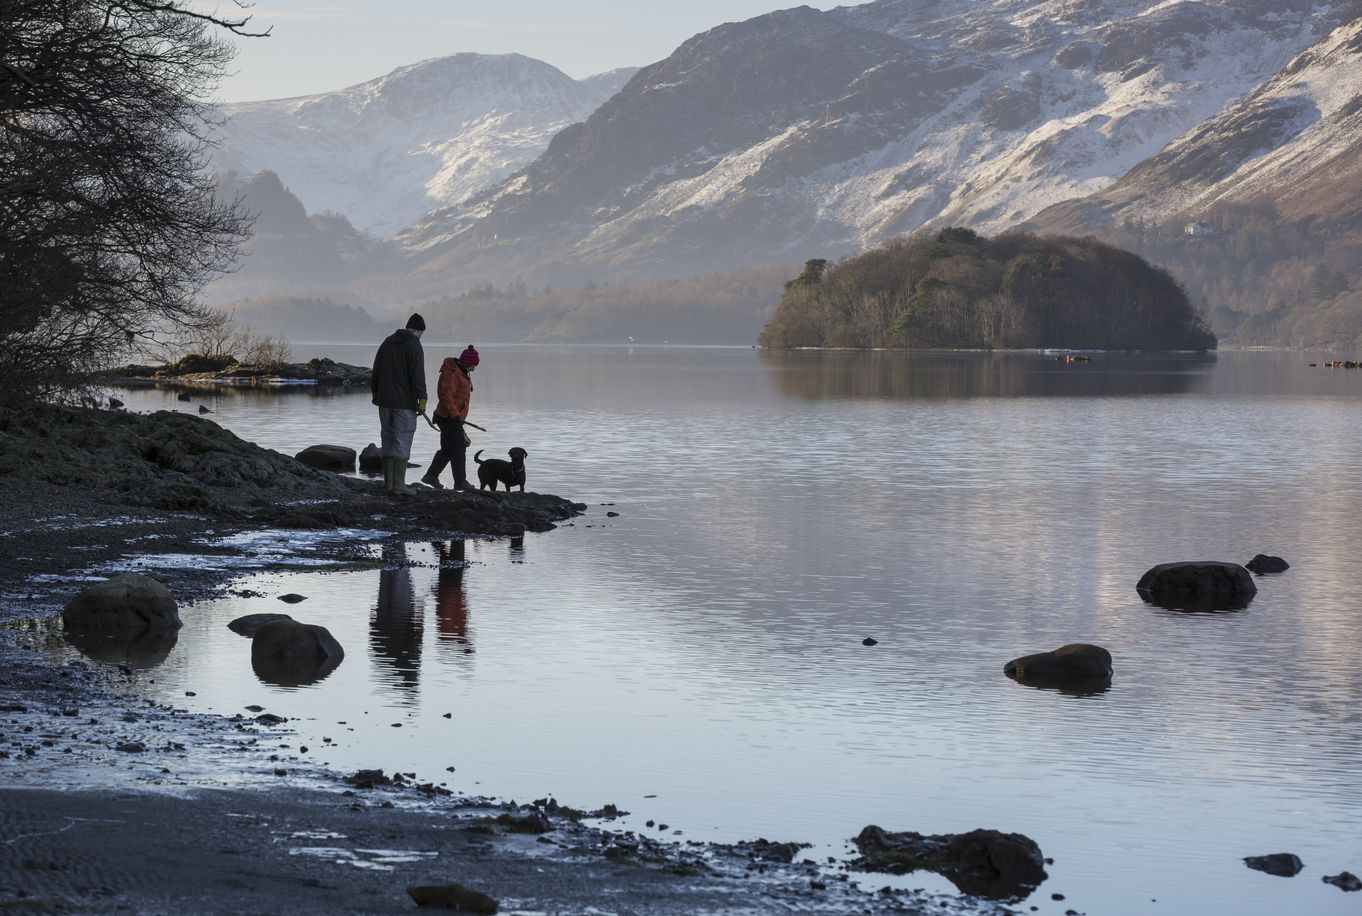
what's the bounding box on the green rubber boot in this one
[382,457,395,493]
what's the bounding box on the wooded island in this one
[760,229,1216,351]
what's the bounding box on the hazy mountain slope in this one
[214,54,637,236]
[396,0,1352,290]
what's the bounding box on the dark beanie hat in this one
[459,345,480,368]
[406,313,426,331]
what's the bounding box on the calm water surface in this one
[95,347,1362,914]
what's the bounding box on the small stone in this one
[1052,893,1065,900]
[1245,554,1290,575]
[254,713,287,725]
[184,691,196,697]
[198,405,212,414]
[442,713,452,719]
[116,741,145,753]
[862,637,878,646]
[245,705,264,712]
[276,594,308,604]
[606,511,620,517]
[273,768,287,777]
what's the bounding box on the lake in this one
[93,346,1362,914]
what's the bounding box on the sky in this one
[216,1,851,102]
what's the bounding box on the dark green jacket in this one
[370,328,426,409]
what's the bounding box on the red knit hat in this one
[459,345,480,368]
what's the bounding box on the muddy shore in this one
[0,406,1005,914]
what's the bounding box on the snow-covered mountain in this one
[1032,9,1362,230]
[396,0,1355,289]
[213,54,637,237]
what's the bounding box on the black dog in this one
[474,447,528,492]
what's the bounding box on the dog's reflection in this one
[371,541,423,693]
[433,540,473,654]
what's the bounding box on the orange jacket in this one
[435,357,472,419]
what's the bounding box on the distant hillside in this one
[206,171,394,306]
[220,296,381,343]
[1027,11,1362,348]
[214,54,637,236]
[760,228,1215,351]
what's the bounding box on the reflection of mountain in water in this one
[764,352,1214,400]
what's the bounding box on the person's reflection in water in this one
[433,540,473,655]
[371,541,423,695]
[508,535,525,564]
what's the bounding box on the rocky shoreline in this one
[0,405,1014,914]
[105,356,373,392]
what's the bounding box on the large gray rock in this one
[294,444,356,472]
[853,825,1047,900]
[1004,643,1112,691]
[251,620,345,687]
[1136,561,1257,611]
[63,574,181,632]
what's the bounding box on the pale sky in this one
[217,1,852,102]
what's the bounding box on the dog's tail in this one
[473,449,484,465]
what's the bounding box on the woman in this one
[420,344,478,490]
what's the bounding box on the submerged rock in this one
[1245,554,1290,575]
[294,444,356,472]
[408,884,498,913]
[1005,643,1112,692]
[63,573,181,632]
[1136,561,1256,611]
[227,613,293,637]
[250,620,344,687]
[1243,853,1304,877]
[853,825,1047,900]
[276,593,308,604]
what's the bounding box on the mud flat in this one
[0,405,1009,913]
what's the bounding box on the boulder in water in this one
[1136,561,1256,611]
[227,613,293,637]
[251,619,344,687]
[1244,853,1303,877]
[63,574,181,632]
[1005,643,1112,692]
[1245,554,1289,574]
[853,825,1047,900]
[358,443,382,474]
[294,444,356,472]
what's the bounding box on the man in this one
[421,345,478,491]
[370,314,427,494]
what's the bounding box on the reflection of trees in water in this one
[433,540,473,655]
[762,351,1214,400]
[371,542,422,694]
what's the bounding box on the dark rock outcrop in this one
[227,613,294,637]
[853,825,1047,900]
[1136,561,1257,611]
[1245,554,1290,574]
[1004,643,1112,691]
[250,620,344,687]
[294,444,356,472]
[63,574,181,632]
[1244,852,1304,877]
